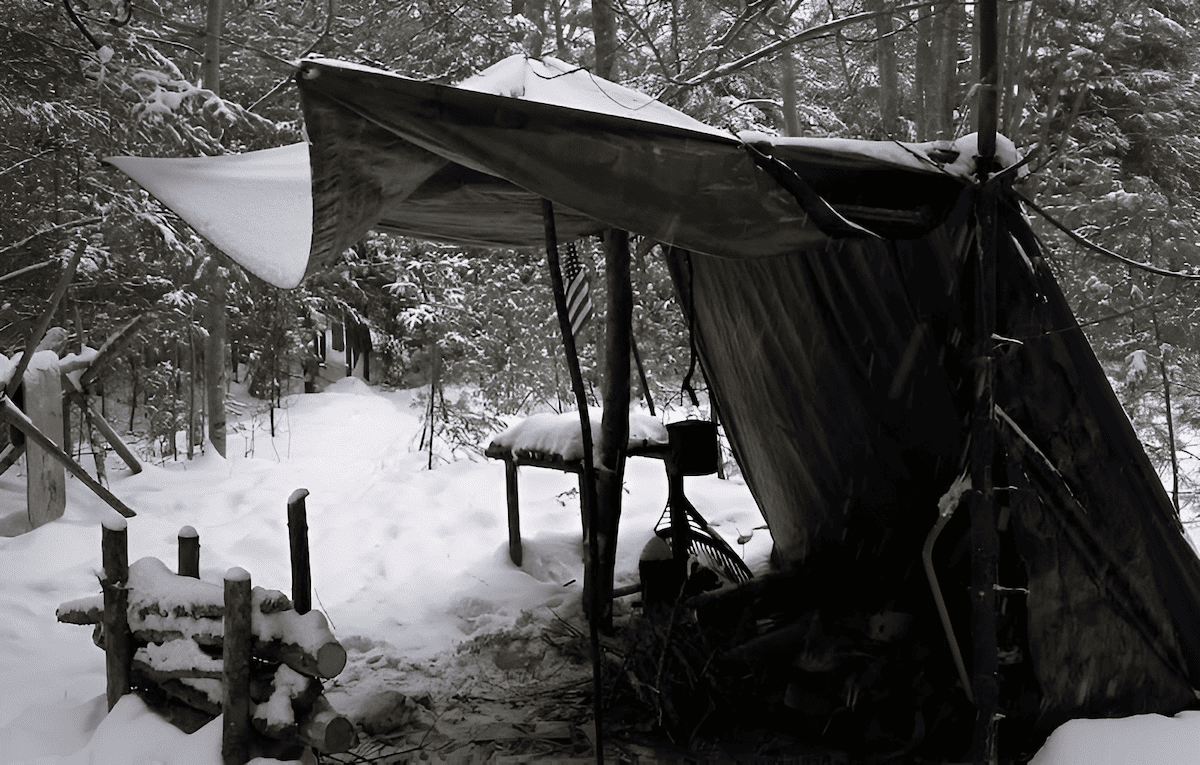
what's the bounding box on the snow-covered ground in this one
[1,352,1199,763]
[0,358,769,764]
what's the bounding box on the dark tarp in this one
[110,54,1200,742]
[294,56,1200,728]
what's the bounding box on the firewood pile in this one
[56,516,354,763]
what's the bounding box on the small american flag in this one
[563,241,593,338]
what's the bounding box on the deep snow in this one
[0,351,1198,764]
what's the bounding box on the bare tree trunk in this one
[188,324,196,460]
[1152,310,1180,515]
[914,3,933,138]
[551,0,565,55]
[206,269,227,456]
[779,53,800,136]
[592,0,618,79]
[523,0,547,58]
[867,0,898,137]
[202,0,223,98]
[202,0,229,457]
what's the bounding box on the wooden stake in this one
[542,199,603,765]
[178,525,200,578]
[222,567,251,765]
[287,489,312,615]
[102,517,130,711]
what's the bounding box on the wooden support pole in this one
[0,442,24,477]
[595,227,632,631]
[287,489,312,615]
[66,388,142,474]
[102,516,130,711]
[505,459,522,566]
[1,394,136,517]
[541,199,603,765]
[178,525,200,578]
[222,567,252,765]
[971,1,1001,758]
[666,441,690,572]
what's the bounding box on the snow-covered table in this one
[485,412,751,596]
[485,410,670,566]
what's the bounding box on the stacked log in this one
[57,554,353,755]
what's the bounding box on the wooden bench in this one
[484,411,670,567]
[485,415,751,588]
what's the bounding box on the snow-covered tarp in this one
[106,54,1012,289]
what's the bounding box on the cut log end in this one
[316,642,347,678]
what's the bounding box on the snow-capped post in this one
[222,567,252,765]
[101,516,130,711]
[286,489,312,614]
[541,199,604,765]
[505,459,522,566]
[23,355,66,528]
[178,525,200,578]
[970,0,1001,761]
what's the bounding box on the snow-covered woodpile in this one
[55,517,354,762]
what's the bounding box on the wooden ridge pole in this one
[970,0,1001,761]
[541,199,604,765]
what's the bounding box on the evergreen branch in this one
[658,2,925,100]
[0,216,102,258]
[0,148,57,179]
[1017,191,1200,281]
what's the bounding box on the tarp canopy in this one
[108,54,1200,746]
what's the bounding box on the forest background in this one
[3,0,1200,517]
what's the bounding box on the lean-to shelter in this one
[108,55,1200,756]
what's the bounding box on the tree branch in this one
[659,2,925,100]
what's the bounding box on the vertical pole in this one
[971,0,1000,761]
[596,228,632,630]
[287,489,312,615]
[102,516,130,711]
[178,525,200,578]
[505,459,522,566]
[666,435,690,572]
[542,199,603,765]
[222,567,252,765]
